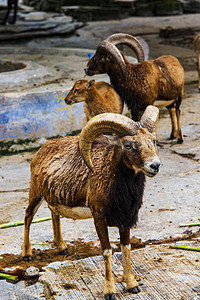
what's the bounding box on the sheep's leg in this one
[11,0,18,24]
[167,103,178,140]
[2,2,12,25]
[119,229,140,293]
[21,196,43,261]
[176,108,183,144]
[94,217,116,299]
[51,212,68,254]
[176,91,184,144]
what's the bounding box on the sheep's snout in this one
[150,162,160,172]
[84,67,93,76]
[144,157,160,177]
[65,97,72,105]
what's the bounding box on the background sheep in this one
[21,106,160,299]
[1,0,18,25]
[65,78,123,121]
[193,33,200,92]
[85,33,184,143]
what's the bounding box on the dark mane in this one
[103,162,145,230]
[109,68,140,112]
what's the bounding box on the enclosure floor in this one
[0,243,199,299]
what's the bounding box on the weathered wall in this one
[0,89,86,147]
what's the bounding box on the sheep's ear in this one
[88,80,95,87]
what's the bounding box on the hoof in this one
[58,248,68,255]
[169,133,176,140]
[127,286,140,294]
[177,139,183,144]
[23,255,33,262]
[104,294,115,300]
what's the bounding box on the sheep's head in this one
[85,33,145,80]
[65,79,95,105]
[79,106,160,177]
[85,41,126,78]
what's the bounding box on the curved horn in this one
[97,40,127,80]
[79,113,139,173]
[139,105,159,133]
[106,33,145,62]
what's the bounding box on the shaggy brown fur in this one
[28,136,146,223]
[22,128,159,249]
[85,53,184,143]
[21,113,160,298]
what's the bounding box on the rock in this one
[24,11,49,21]
[47,15,72,23]
[134,0,182,16]
[25,266,40,278]
[159,26,195,38]
[155,0,183,15]
[0,19,83,40]
[181,0,200,13]
[23,0,62,12]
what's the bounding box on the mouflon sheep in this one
[193,33,200,92]
[65,78,123,121]
[21,106,160,299]
[85,33,184,143]
[2,0,18,25]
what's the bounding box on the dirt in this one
[1,232,199,285]
[0,240,101,271]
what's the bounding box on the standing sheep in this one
[65,78,123,121]
[85,33,184,143]
[193,33,200,92]
[1,0,18,25]
[21,106,160,299]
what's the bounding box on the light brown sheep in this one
[193,33,200,92]
[65,79,123,121]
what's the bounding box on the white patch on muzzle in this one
[144,156,160,177]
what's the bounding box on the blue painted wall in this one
[0,89,86,142]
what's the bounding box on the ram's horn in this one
[79,113,139,173]
[97,40,127,80]
[139,105,159,133]
[106,33,145,62]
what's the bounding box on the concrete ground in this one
[0,12,200,299]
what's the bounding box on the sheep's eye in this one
[124,144,132,150]
[106,55,112,62]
